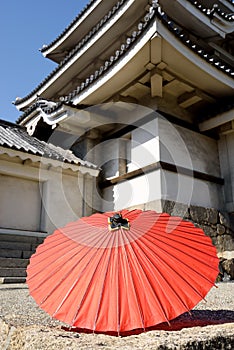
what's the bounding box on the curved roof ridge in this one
[188,0,234,22]
[14,0,128,107]
[52,5,234,103]
[40,0,98,53]
[16,2,234,123]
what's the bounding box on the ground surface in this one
[0,283,233,349]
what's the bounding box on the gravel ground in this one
[0,282,234,349]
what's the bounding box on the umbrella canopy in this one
[27,209,219,335]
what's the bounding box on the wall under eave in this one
[0,152,96,235]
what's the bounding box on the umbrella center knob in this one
[108,213,130,231]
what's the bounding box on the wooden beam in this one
[151,73,163,97]
[100,161,224,188]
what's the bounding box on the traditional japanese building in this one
[6,0,234,279]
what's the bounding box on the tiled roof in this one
[40,0,98,53]
[0,119,97,170]
[16,1,234,123]
[15,0,127,109]
[40,0,234,56]
[188,0,234,21]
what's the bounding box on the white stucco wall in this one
[0,152,97,235]
[0,174,41,231]
[159,118,220,176]
[100,116,223,211]
[218,132,234,213]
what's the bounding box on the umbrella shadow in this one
[149,309,234,332]
[62,310,234,337]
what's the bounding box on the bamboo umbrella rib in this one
[127,228,193,316]
[132,226,218,288]
[120,228,146,330]
[133,233,212,303]
[133,223,218,266]
[38,228,110,309]
[142,228,218,273]
[92,235,116,331]
[120,229,171,325]
[68,230,116,327]
[28,223,110,280]
[28,242,89,292]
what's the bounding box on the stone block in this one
[219,212,231,228]
[0,234,37,244]
[0,241,32,251]
[23,251,34,259]
[221,259,234,279]
[0,268,26,277]
[190,205,218,224]
[217,224,226,235]
[223,235,234,251]
[0,258,29,268]
[161,200,189,218]
[0,249,22,258]
[200,225,216,238]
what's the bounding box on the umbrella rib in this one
[31,233,71,258]
[152,227,217,250]
[117,230,120,336]
[142,226,218,282]
[27,240,78,279]
[28,225,108,283]
[133,234,204,308]
[146,230,218,277]
[28,243,88,293]
[92,234,116,332]
[131,227,217,296]
[122,230,171,325]
[69,229,115,327]
[127,229,193,315]
[120,228,146,331]
[52,229,112,323]
[135,220,213,247]
[134,225,218,273]
[38,230,110,308]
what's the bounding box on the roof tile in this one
[0,119,97,170]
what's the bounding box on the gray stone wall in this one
[161,200,234,281]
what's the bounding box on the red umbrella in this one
[27,209,219,336]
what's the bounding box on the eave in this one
[0,146,99,176]
[40,0,100,62]
[41,0,125,63]
[16,3,234,129]
[14,0,147,112]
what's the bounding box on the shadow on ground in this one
[62,309,234,337]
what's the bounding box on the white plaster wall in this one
[103,168,222,211]
[110,170,162,211]
[0,174,41,231]
[0,155,93,235]
[101,116,223,211]
[127,117,220,176]
[99,139,120,178]
[128,119,160,171]
[160,170,223,209]
[41,170,84,233]
[218,132,234,213]
[158,118,220,176]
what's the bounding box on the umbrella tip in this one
[108,213,130,231]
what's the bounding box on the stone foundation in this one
[161,201,234,282]
[128,200,234,281]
